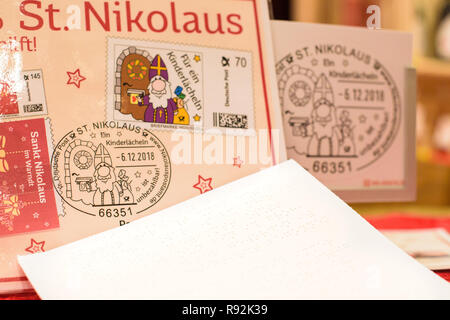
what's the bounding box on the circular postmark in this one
[51,121,171,218]
[276,45,401,176]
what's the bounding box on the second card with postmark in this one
[272,21,414,202]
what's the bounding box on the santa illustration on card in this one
[138,55,189,125]
[280,69,356,158]
[92,144,122,206]
[63,141,135,207]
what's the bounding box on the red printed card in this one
[0,118,59,236]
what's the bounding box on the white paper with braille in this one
[18,160,450,299]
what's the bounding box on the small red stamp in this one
[0,81,19,115]
[0,118,59,236]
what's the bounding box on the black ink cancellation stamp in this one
[276,45,401,174]
[51,121,171,218]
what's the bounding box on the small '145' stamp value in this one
[0,70,48,119]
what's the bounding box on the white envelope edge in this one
[17,160,450,300]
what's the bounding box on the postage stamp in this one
[0,70,48,118]
[51,121,171,218]
[0,118,59,237]
[276,45,401,175]
[106,37,254,134]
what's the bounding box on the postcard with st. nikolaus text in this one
[0,0,286,294]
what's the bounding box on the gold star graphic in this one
[193,114,201,122]
[194,55,201,62]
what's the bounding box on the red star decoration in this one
[66,69,86,88]
[193,175,213,194]
[25,238,45,254]
[233,156,243,168]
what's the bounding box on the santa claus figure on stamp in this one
[138,55,187,124]
[90,144,134,207]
